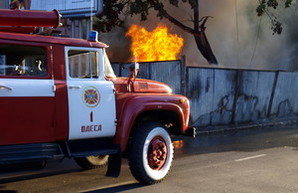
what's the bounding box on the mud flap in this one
[185,127,197,138]
[105,153,122,177]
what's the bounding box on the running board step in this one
[0,143,63,164]
[65,137,120,158]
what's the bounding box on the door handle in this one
[0,85,12,91]
[68,85,82,89]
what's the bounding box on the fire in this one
[126,24,184,62]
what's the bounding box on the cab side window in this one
[68,50,98,79]
[0,44,47,77]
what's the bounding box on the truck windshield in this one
[103,49,116,78]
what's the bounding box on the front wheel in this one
[75,155,109,169]
[128,122,174,184]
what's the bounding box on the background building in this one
[2,0,102,39]
[0,0,9,8]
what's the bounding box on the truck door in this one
[0,44,55,145]
[65,47,116,140]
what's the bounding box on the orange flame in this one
[126,24,184,62]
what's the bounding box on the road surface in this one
[1,125,298,193]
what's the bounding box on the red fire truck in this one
[0,9,190,184]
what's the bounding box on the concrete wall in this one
[187,68,237,127]
[270,72,298,118]
[188,68,298,131]
[112,61,298,131]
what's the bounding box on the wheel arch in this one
[123,110,181,157]
[133,110,182,135]
[114,97,187,152]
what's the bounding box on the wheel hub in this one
[147,136,167,170]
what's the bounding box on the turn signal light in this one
[179,98,186,104]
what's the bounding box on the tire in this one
[128,122,174,184]
[75,155,109,169]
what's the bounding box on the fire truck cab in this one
[0,9,190,184]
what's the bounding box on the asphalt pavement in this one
[1,124,298,193]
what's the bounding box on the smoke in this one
[284,3,298,71]
[99,0,298,71]
[184,0,298,71]
[230,0,298,71]
[98,26,131,62]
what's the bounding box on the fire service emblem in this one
[83,87,100,108]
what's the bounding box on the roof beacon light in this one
[89,31,98,42]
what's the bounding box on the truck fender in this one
[114,96,187,152]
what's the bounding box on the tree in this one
[256,0,294,34]
[94,0,294,64]
[93,0,218,64]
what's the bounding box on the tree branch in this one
[194,0,199,32]
[162,11,195,35]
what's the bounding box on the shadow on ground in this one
[82,183,144,193]
[173,125,298,156]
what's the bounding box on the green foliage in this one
[256,0,293,34]
[93,0,219,64]
[256,0,293,16]
[94,0,294,35]
[93,0,193,32]
[93,0,126,32]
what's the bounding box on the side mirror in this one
[129,62,139,78]
[127,62,140,92]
